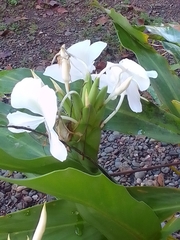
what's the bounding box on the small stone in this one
[0,192,4,199]
[135,171,146,179]
[161,167,170,174]
[169,151,178,156]
[168,182,175,187]
[132,160,140,167]
[114,176,120,182]
[16,186,27,192]
[104,147,114,153]
[32,194,39,201]
[108,134,116,142]
[23,196,32,203]
[17,202,23,210]
[115,161,122,169]
[144,179,154,186]
[13,173,23,179]
[113,131,119,136]
[136,178,142,184]
[22,190,29,195]
[4,183,11,192]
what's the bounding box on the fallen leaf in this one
[136,18,145,25]
[5,64,12,70]
[56,7,68,14]
[154,173,164,186]
[96,61,106,72]
[0,29,10,37]
[95,16,108,26]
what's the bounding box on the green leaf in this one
[146,25,180,43]
[0,169,161,240]
[0,200,106,240]
[104,8,149,45]
[104,98,180,144]
[107,8,180,117]
[127,187,180,221]
[0,68,84,94]
[161,216,180,239]
[162,42,180,62]
[0,68,32,93]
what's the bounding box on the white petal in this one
[67,40,91,63]
[11,77,43,115]
[7,111,44,133]
[119,59,150,91]
[43,64,63,83]
[126,82,142,112]
[147,70,158,78]
[37,85,57,129]
[47,128,67,161]
[69,57,87,81]
[87,41,107,66]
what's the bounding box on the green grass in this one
[8,0,18,5]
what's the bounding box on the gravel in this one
[1,130,180,215]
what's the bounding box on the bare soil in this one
[1,0,180,71]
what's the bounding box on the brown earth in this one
[1,0,180,71]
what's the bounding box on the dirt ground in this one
[0,0,180,71]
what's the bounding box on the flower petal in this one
[67,40,91,63]
[47,128,67,161]
[43,64,63,82]
[7,111,44,133]
[87,41,107,66]
[147,70,158,78]
[11,77,44,115]
[119,59,150,91]
[126,82,142,112]
[37,85,57,129]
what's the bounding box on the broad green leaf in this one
[0,68,84,94]
[106,8,180,117]
[146,25,180,43]
[0,68,33,93]
[127,187,180,221]
[104,98,180,144]
[0,200,105,240]
[170,63,180,71]
[104,8,148,44]
[162,42,180,62]
[0,169,161,240]
[0,68,55,93]
[161,216,180,240]
[172,100,180,115]
[0,147,88,175]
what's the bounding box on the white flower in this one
[7,77,67,161]
[44,39,107,82]
[97,59,158,112]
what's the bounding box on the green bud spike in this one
[94,86,108,111]
[71,92,83,121]
[88,77,100,106]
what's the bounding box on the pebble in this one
[161,167,170,174]
[104,146,114,153]
[135,171,146,179]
